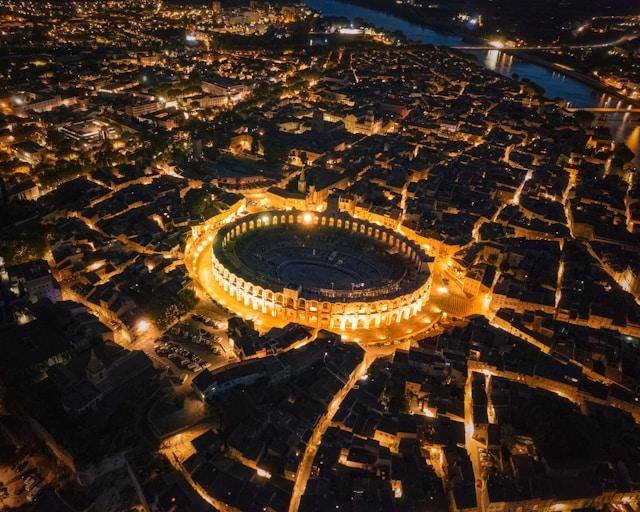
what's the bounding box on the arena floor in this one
[216,224,416,300]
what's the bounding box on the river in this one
[304,0,640,153]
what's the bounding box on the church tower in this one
[298,168,307,194]
[86,349,107,387]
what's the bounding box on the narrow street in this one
[463,372,486,510]
[288,354,376,512]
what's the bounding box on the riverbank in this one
[501,50,640,108]
[324,0,477,41]
[307,0,639,109]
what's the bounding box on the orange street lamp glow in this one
[136,318,150,334]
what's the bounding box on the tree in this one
[0,215,50,266]
[263,132,289,166]
[521,394,600,467]
[573,110,595,128]
[614,142,636,164]
[184,188,218,220]
[521,78,545,98]
[147,287,197,330]
[47,127,72,152]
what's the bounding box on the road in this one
[288,354,375,512]
[186,222,479,345]
[566,107,640,113]
[468,360,640,422]
[452,31,638,51]
[463,372,486,509]
[161,423,235,512]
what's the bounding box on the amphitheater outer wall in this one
[210,210,433,331]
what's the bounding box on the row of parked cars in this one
[191,313,217,328]
[24,470,45,502]
[7,459,45,503]
[166,321,222,354]
[155,342,211,373]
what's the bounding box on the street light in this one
[136,318,150,334]
[303,212,313,224]
[256,468,272,479]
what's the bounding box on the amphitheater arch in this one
[207,209,433,334]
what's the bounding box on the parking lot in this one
[0,453,53,508]
[153,310,236,385]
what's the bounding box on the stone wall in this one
[210,210,433,330]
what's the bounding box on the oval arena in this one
[209,210,433,331]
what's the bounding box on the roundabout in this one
[202,210,434,334]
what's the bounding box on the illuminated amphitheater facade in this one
[209,210,433,331]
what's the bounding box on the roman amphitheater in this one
[206,210,434,332]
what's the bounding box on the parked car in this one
[25,474,42,492]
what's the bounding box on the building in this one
[12,141,46,165]
[208,210,433,331]
[201,77,251,101]
[125,100,162,118]
[192,363,267,401]
[8,260,61,303]
[7,180,41,201]
[59,119,117,143]
[12,93,69,114]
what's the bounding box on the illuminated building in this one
[208,210,433,332]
